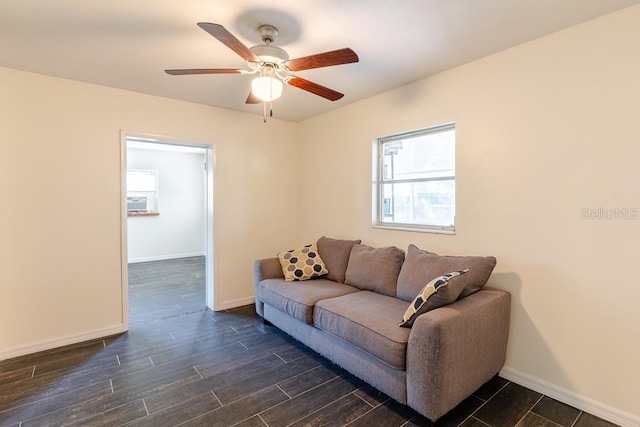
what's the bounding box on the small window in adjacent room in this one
[373,123,456,233]
[126,169,159,214]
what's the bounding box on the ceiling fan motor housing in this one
[250,44,289,65]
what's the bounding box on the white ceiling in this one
[1,0,638,122]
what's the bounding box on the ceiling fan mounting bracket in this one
[257,24,279,44]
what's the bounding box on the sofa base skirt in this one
[263,304,407,404]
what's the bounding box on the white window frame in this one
[126,169,159,212]
[373,122,456,234]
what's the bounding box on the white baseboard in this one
[0,324,127,362]
[215,296,255,311]
[128,252,205,264]
[501,367,640,427]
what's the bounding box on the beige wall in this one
[298,5,640,422]
[1,5,639,424]
[0,66,298,357]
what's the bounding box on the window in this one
[126,169,159,213]
[374,123,456,232]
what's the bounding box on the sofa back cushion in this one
[344,244,405,297]
[396,244,497,302]
[316,236,361,283]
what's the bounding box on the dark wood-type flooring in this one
[0,257,619,426]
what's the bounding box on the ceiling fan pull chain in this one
[263,102,267,123]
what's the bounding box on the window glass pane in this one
[381,180,455,227]
[382,128,455,181]
[127,170,157,192]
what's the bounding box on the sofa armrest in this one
[254,257,284,317]
[406,288,511,421]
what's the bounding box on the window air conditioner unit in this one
[127,196,148,212]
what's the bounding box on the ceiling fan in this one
[165,23,359,119]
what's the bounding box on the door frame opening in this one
[120,131,215,329]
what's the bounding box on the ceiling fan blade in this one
[246,91,261,104]
[197,23,259,63]
[284,76,344,101]
[285,48,359,72]
[165,68,246,75]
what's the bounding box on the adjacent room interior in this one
[125,139,210,324]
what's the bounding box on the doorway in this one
[120,132,214,328]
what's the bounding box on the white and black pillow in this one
[399,269,469,328]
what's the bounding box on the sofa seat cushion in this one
[314,291,411,369]
[259,278,360,324]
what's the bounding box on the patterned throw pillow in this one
[277,243,329,282]
[399,269,468,328]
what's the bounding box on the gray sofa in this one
[254,237,511,422]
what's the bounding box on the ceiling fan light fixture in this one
[251,67,283,102]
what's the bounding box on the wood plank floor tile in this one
[65,400,148,427]
[0,380,113,425]
[352,383,389,407]
[515,412,558,427]
[194,339,293,379]
[259,375,364,427]
[177,386,289,427]
[288,392,373,427]
[432,395,484,427]
[276,365,340,398]
[472,382,542,426]
[574,412,620,427]
[0,356,153,411]
[144,337,250,371]
[272,345,312,362]
[460,418,493,427]
[147,332,249,366]
[472,374,509,401]
[117,366,203,395]
[326,393,416,427]
[121,392,221,427]
[530,396,581,427]
[0,339,105,374]
[143,354,286,414]
[232,415,269,427]
[0,366,33,386]
[141,377,216,415]
[213,355,322,404]
[20,368,200,427]
[32,350,119,377]
[199,353,287,390]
